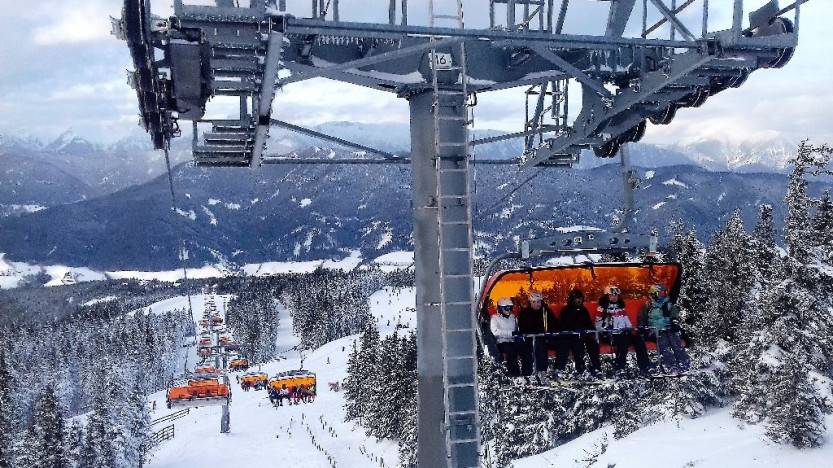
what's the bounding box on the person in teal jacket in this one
[637,284,690,373]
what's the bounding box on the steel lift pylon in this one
[114,0,807,465]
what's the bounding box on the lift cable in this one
[473,168,544,222]
[162,145,195,321]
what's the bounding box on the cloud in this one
[31,2,118,45]
[0,0,830,149]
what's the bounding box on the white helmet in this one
[497,297,514,308]
[528,291,543,302]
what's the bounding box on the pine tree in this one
[65,421,84,468]
[12,426,39,468]
[367,332,402,440]
[80,377,117,468]
[32,384,69,468]
[342,340,364,422]
[765,354,825,448]
[120,379,151,468]
[343,319,379,425]
[668,226,708,337]
[699,211,757,347]
[396,332,419,467]
[812,191,833,262]
[0,348,14,468]
[732,258,833,425]
[785,141,833,264]
[752,204,777,281]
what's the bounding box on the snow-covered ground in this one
[515,408,833,468]
[128,293,232,324]
[143,288,415,468]
[130,288,833,467]
[0,249,409,290]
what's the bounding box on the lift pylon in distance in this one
[115,0,808,466]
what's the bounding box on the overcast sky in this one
[0,0,830,146]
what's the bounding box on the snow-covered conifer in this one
[752,204,778,281]
[700,211,756,346]
[12,426,39,468]
[785,142,832,263]
[812,191,833,262]
[765,354,826,448]
[31,384,69,468]
[0,348,15,468]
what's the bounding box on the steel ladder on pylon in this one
[428,1,480,466]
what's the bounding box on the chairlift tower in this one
[115,0,805,465]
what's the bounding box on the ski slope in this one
[515,409,833,468]
[144,288,415,468]
[140,289,833,468]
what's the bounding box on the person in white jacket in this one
[490,297,523,377]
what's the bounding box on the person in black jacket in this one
[517,291,558,382]
[554,289,602,375]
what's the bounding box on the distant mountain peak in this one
[47,129,99,155]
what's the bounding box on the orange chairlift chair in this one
[477,229,686,368]
[166,374,231,409]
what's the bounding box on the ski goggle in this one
[497,305,513,313]
[608,287,621,295]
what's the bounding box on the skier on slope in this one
[554,289,602,377]
[638,284,690,374]
[596,285,652,377]
[518,291,558,384]
[489,297,525,379]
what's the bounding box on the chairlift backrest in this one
[479,263,681,323]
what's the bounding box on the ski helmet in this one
[568,289,584,302]
[649,284,667,298]
[528,291,544,302]
[604,285,621,296]
[496,297,514,314]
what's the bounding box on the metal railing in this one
[147,424,175,449]
[151,408,190,426]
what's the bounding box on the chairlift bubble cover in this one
[480,262,681,321]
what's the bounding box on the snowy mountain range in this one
[0,123,818,270]
[0,147,825,270]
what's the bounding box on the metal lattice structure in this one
[115,1,806,466]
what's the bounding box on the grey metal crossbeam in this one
[269,119,400,160]
[529,45,612,98]
[279,37,463,85]
[647,0,696,41]
[521,230,657,258]
[644,0,697,37]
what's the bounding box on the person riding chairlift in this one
[596,285,652,377]
[555,289,602,378]
[638,284,690,374]
[490,297,528,380]
[277,384,290,406]
[518,291,558,384]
